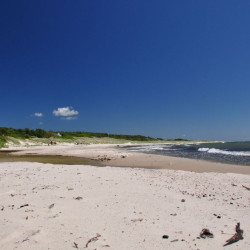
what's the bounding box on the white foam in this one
[128,145,168,152]
[198,148,209,152]
[198,148,250,156]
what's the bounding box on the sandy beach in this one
[4,143,250,174]
[1,144,250,249]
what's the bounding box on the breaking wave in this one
[198,148,250,156]
[128,145,165,152]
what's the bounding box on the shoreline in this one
[2,144,250,175]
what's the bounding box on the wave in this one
[198,148,250,156]
[198,147,210,152]
[128,145,180,152]
[129,145,165,152]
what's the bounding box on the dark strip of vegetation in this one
[0,127,164,141]
[0,127,54,139]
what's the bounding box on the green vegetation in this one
[0,127,54,139]
[0,127,166,147]
[57,131,164,142]
[0,127,190,148]
[0,136,7,147]
[0,127,164,141]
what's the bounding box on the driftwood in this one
[19,204,29,209]
[242,185,250,191]
[131,218,143,222]
[223,223,243,246]
[170,239,179,242]
[85,233,101,248]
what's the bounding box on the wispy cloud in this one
[34,112,43,117]
[53,107,79,120]
[64,116,78,120]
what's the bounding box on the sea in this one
[125,141,250,166]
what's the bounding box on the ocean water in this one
[125,141,250,166]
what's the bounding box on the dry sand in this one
[0,144,250,249]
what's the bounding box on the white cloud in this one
[53,107,79,117]
[34,112,43,117]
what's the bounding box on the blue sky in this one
[1,1,250,141]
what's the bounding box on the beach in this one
[4,143,250,174]
[0,144,250,249]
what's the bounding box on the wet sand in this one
[0,151,102,166]
[2,144,250,174]
[108,152,250,174]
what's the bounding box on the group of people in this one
[48,141,56,146]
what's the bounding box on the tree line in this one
[0,127,164,141]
